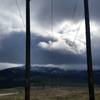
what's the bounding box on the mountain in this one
[0,66,100,88]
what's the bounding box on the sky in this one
[0,0,100,70]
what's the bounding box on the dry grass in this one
[0,87,100,100]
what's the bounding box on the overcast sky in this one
[0,0,100,70]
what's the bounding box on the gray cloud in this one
[0,0,100,69]
[0,30,100,68]
[1,0,100,32]
[89,0,100,22]
[33,0,84,29]
[0,32,85,64]
[91,36,100,65]
[0,32,25,63]
[31,0,100,29]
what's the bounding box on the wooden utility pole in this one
[83,0,95,100]
[25,0,31,100]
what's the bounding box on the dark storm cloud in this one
[32,49,85,64]
[91,36,100,65]
[89,0,100,22]
[0,31,54,63]
[31,0,100,28]
[0,32,25,63]
[33,0,84,28]
[0,32,85,64]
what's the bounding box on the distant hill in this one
[0,66,100,88]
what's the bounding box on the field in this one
[0,87,100,100]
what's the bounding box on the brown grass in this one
[0,87,100,100]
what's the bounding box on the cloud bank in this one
[0,0,100,70]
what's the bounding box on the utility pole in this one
[25,0,31,100]
[83,0,95,100]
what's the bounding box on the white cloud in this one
[0,0,100,68]
[0,9,25,34]
[0,62,99,71]
[0,62,23,70]
[31,64,87,70]
[38,38,83,54]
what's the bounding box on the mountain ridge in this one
[0,66,100,88]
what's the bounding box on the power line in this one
[50,0,54,35]
[15,0,25,28]
[47,0,53,49]
[61,0,80,31]
[47,0,55,50]
[71,0,86,45]
[61,0,85,45]
[73,16,84,43]
[71,0,80,21]
[60,0,85,43]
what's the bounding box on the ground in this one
[0,87,100,100]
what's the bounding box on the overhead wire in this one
[48,0,86,52]
[64,0,80,52]
[71,0,80,21]
[15,0,25,29]
[61,0,80,32]
[65,0,86,52]
[90,0,97,37]
[72,14,86,45]
[71,0,83,42]
[89,0,97,55]
[50,0,54,37]
[48,0,54,50]
[74,0,97,45]
[70,0,86,45]
[64,0,86,51]
[49,0,85,52]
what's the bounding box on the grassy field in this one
[0,87,100,100]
